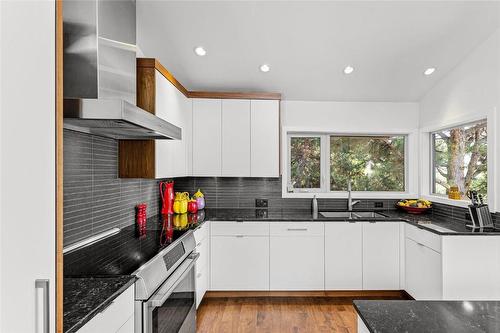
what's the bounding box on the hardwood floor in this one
[197,296,400,333]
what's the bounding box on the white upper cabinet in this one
[155,72,192,178]
[192,99,222,176]
[325,222,363,290]
[221,99,251,176]
[362,222,400,290]
[251,100,280,177]
[192,98,280,177]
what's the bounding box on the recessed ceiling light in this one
[424,67,436,76]
[194,46,206,56]
[260,64,270,73]
[343,66,354,75]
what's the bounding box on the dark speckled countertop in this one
[64,276,136,333]
[202,208,500,235]
[354,300,500,333]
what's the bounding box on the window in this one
[330,136,405,191]
[289,136,321,190]
[431,120,487,200]
[287,133,407,193]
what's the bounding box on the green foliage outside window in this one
[290,137,321,188]
[433,121,487,199]
[330,136,405,191]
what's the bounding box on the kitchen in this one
[1,1,500,333]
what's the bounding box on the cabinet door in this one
[270,227,324,290]
[155,72,191,178]
[2,2,56,332]
[221,99,251,176]
[211,236,269,290]
[325,222,362,290]
[405,238,442,300]
[362,222,400,290]
[250,100,279,177]
[193,99,222,176]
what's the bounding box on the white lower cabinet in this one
[325,222,362,290]
[362,222,400,290]
[270,222,324,290]
[77,284,134,333]
[405,237,442,300]
[194,222,210,307]
[210,222,270,290]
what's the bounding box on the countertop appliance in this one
[64,216,201,333]
[63,0,181,140]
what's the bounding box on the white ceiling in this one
[137,1,500,102]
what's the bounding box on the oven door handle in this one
[148,252,200,308]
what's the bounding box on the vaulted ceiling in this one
[137,1,500,102]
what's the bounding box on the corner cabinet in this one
[119,58,192,178]
[192,98,280,177]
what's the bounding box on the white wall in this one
[419,29,500,211]
[1,1,56,332]
[281,101,419,198]
[282,101,419,132]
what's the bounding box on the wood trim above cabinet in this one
[136,58,281,101]
[137,58,190,98]
[189,91,281,100]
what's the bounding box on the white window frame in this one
[282,127,418,199]
[420,115,494,209]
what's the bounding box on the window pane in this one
[290,137,321,188]
[432,121,487,199]
[330,136,405,191]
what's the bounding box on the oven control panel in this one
[163,242,186,270]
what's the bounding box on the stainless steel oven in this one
[134,229,199,333]
[143,252,199,333]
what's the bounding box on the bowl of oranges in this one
[396,199,432,214]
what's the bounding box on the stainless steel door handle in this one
[35,279,49,333]
[286,228,308,231]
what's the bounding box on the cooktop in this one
[64,213,205,277]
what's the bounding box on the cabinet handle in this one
[98,300,115,314]
[287,228,308,231]
[196,242,202,247]
[416,242,425,247]
[235,235,244,238]
[369,221,377,223]
[35,279,49,333]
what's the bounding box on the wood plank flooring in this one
[197,297,399,333]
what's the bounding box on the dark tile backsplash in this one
[64,130,162,246]
[173,177,401,211]
[64,129,500,245]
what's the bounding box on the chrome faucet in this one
[347,180,360,211]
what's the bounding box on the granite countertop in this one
[202,208,500,236]
[354,300,500,333]
[63,276,136,333]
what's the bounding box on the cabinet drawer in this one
[77,285,134,333]
[211,221,269,236]
[194,222,209,243]
[270,222,324,236]
[405,224,441,253]
[196,236,209,273]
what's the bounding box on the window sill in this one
[421,194,470,208]
[282,192,418,199]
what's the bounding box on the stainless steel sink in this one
[320,211,387,219]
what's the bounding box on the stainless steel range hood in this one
[63,0,181,140]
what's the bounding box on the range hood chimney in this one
[63,0,181,140]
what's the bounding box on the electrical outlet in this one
[374,201,384,208]
[255,198,268,208]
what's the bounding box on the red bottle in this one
[159,181,174,214]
